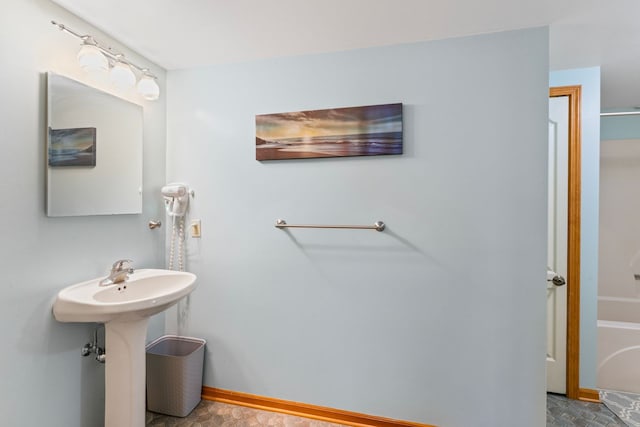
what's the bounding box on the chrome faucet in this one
[99,259,134,286]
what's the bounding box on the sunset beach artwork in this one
[48,127,97,167]
[256,103,402,160]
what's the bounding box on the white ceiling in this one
[50,0,640,109]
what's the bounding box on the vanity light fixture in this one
[110,55,137,89]
[51,21,160,101]
[77,37,108,72]
[137,71,161,100]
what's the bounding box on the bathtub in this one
[597,297,640,393]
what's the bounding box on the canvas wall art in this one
[48,127,97,167]
[256,103,402,160]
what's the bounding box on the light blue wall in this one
[0,1,167,425]
[549,67,601,389]
[602,115,640,140]
[167,28,549,426]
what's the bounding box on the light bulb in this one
[77,43,108,72]
[110,60,136,89]
[137,74,160,100]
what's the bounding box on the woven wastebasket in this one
[146,335,206,417]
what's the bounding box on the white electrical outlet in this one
[190,220,201,238]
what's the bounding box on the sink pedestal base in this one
[104,318,149,427]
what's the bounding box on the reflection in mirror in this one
[47,72,143,216]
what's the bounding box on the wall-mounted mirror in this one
[46,72,143,216]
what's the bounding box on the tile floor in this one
[546,393,626,426]
[146,393,627,426]
[146,400,347,427]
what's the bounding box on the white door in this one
[547,95,569,393]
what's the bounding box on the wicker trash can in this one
[146,335,206,417]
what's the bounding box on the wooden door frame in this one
[549,85,596,401]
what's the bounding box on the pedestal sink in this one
[53,269,197,427]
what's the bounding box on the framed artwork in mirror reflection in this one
[48,127,96,167]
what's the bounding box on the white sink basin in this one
[53,269,197,323]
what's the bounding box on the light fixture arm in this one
[51,20,157,80]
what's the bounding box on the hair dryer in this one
[161,183,189,217]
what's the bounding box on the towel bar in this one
[275,219,385,232]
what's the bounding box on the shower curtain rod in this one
[600,111,640,117]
